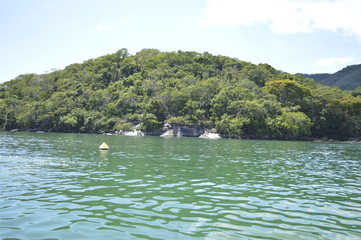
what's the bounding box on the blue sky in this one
[1,0,361,83]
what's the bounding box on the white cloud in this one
[199,0,361,41]
[314,57,355,68]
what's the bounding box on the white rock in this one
[160,129,174,137]
[124,130,145,136]
[199,132,221,139]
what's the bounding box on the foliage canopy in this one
[1,48,360,139]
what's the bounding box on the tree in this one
[264,79,311,107]
[216,114,249,138]
[0,97,20,130]
[326,96,361,137]
[140,113,161,132]
[266,110,313,138]
[239,64,273,87]
[144,99,167,122]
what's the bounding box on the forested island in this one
[1,48,360,140]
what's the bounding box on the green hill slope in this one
[319,64,361,90]
[297,73,331,82]
[299,64,361,90]
[1,48,360,139]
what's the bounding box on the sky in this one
[1,0,361,83]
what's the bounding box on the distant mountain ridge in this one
[298,73,331,82]
[298,64,361,90]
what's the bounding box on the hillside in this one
[299,64,361,90]
[1,48,361,139]
[297,73,331,83]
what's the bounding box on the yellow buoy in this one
[99,142,109,150]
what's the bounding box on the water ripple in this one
[1,133,361,239]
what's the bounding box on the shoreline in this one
[4,129,361,143]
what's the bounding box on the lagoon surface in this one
[0,132,360,239]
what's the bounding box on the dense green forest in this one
[1,48,361,139]
[299,64,361,90]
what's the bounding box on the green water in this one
[0,132,360,240]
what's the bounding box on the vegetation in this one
[298,73,331,83]
[1,48,360,140]
[299,64,361,90]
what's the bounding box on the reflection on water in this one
[0,132,360,239]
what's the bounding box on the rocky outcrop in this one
[111,130,145,136]
[199,132,221,139]
[160,123,206,137]
[104,124,220,138]
[160,129,177,137]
